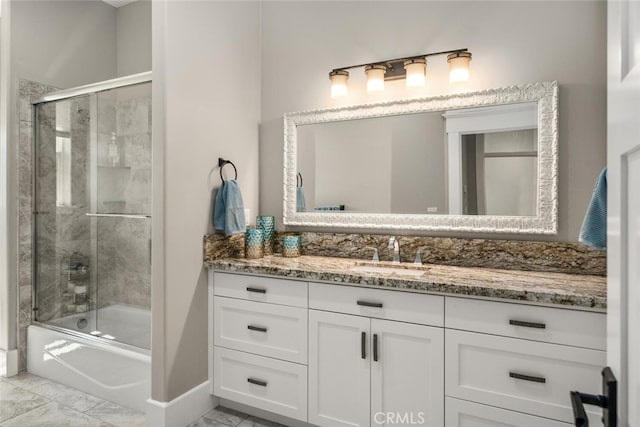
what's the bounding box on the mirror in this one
[283,82,558,234]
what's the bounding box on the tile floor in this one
[0,373,285,427]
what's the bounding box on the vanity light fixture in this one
[329,70,349,97]
[404,58,426,88]
[365,64,386,94]
[447,51,472,83]
[329,48,471,97]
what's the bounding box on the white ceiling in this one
[102,0,137,8]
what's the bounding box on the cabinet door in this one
[371,319,444,427]
[309,310,371,427]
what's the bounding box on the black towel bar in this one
[218,158,238,182]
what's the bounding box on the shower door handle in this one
[85,213,151,219]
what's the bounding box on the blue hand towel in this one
[296,186,306,212]
[213,180,246,236]
[579,168,607,250]
[213,183,227,232]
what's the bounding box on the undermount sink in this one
[350,264,428,278]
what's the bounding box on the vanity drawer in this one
[445,330,605,425]
[445,297,605,350]
[213,347,307,422]
[213,272,308,308]
[309,282,444,326]
[213,297,307,364]
[445,397,570,427]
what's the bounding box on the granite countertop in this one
[205,255,607,310]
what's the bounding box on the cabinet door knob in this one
[247,378,268,387]
[246,287,267,294]
[509,371,546,383]
[247,325,267,333]
[509,319,546,329]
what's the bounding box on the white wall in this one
[0,0,14,365]
[390,112,446,214]
[117,0,151,77]
[11,0,117,88]
[152,0,261,401]
[260,1,606,241]
[315,119,391,212]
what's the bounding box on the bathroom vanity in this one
[206,256,606,427]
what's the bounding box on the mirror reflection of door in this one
[461,129,538,216]
[445,102,539,216]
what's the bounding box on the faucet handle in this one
[414,247,429,265]
[365,247,380,263]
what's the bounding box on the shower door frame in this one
[31,72,152,351]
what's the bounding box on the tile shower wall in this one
[95,90,151,310]
[17,79,72,371]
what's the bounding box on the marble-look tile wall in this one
[33,95,92,325]
[204,232,607,276]
[17,80,59,371]
[95,88,152,310]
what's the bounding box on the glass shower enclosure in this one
[32,74,152,350]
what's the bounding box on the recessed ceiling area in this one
[102,0,137,8]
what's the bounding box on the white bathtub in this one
[27,305,151,412]
[46,304,151,349]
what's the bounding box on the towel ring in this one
[218,158,238,182]
[297,172,303,188]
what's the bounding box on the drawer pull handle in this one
[361,332,366,359]
[373,333,379,362]
[509,319,546,329]
[357,300,383,308]
[247,325,268,333]
[247,378,268,387]
[509,372,546,383]
[246,287,267,294]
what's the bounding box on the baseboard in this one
[0,349,18,377]
[146,381,215,427]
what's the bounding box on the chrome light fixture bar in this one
[329,48,471,98]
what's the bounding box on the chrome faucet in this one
[365,247,380,263]
[388,236,400,264]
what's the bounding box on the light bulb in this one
[448,52,472,83]
[365,65,386,94]
[404,59,426,88]
[329,70,349,98]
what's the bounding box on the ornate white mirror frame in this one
[283,81,558,234]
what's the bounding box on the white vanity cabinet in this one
[208,270,606,427]
[211,272,309,422]
[308,283,445,427]
[444,297,606,426]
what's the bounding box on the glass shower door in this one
[33,95,97,333]
[33,81,152,350]
[92,82,152,349]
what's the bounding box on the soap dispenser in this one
[108,132,120,166]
